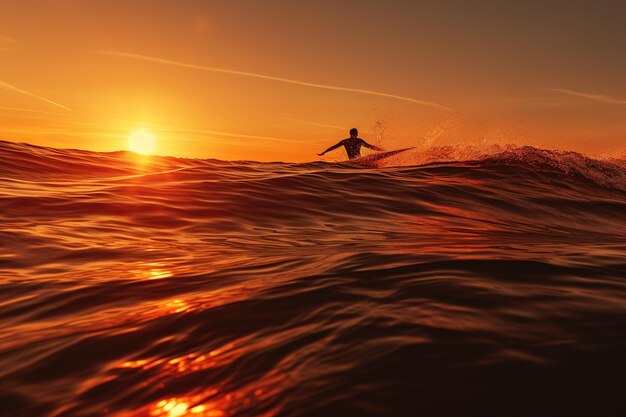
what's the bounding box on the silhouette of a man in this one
[318,128,383,160]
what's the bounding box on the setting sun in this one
[128,131,156,155]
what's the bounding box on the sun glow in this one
[128,131,156,154]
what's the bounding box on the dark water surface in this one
[1,140,626,417]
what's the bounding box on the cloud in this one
[0,36,15,50]
[0,80,71,111]
[0,106,69,115]
[98,51,450,110]
[548,88,626,105]
[154,125,320,145]
[0,35,16,44]
[279,116,347,131]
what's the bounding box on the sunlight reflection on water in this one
[3,141,626,417]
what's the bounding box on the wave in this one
[364,143,626,192]
[1,139,626,417]
[3,140,625,190]
[2,139,626,241]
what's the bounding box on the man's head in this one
[349,128,358,138]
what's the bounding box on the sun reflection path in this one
[116,340,281,417]
[131,262,174,280]
[165,299,192,314]
[152,396,225,417]
[146,384,279,417]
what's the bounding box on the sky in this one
[1,0,625,161]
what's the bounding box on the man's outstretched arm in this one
[318,140,344,156]
[361,140,384,152]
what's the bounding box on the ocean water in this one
[1,139,626,417]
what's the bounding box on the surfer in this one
[317,128,384,160]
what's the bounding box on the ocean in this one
[1,139,626,417]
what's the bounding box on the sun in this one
[128,131,156,155]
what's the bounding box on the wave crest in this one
[373,144,626,192]
[2,139,626,192]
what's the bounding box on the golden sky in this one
[1,0,625,161]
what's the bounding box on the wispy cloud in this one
[0,35,16,44]
[548,88,626,105]
[0,80,71,111]
[98,51,450,110]
[279,116,347,131]
[0,36,15,51]
[154,125,320,145]
[0,106,69,115]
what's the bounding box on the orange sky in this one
[1,0,625,161]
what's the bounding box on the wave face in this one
[1,140,626,417]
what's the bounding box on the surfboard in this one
[347,147,415,166]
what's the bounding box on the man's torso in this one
[342,138,364,159]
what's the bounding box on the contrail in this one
[155,125,320,144]
[98,51,450,110]
[0,106,68,115]
[0,80,71,111]
[279,116,347,131]
[548,88,626,105]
